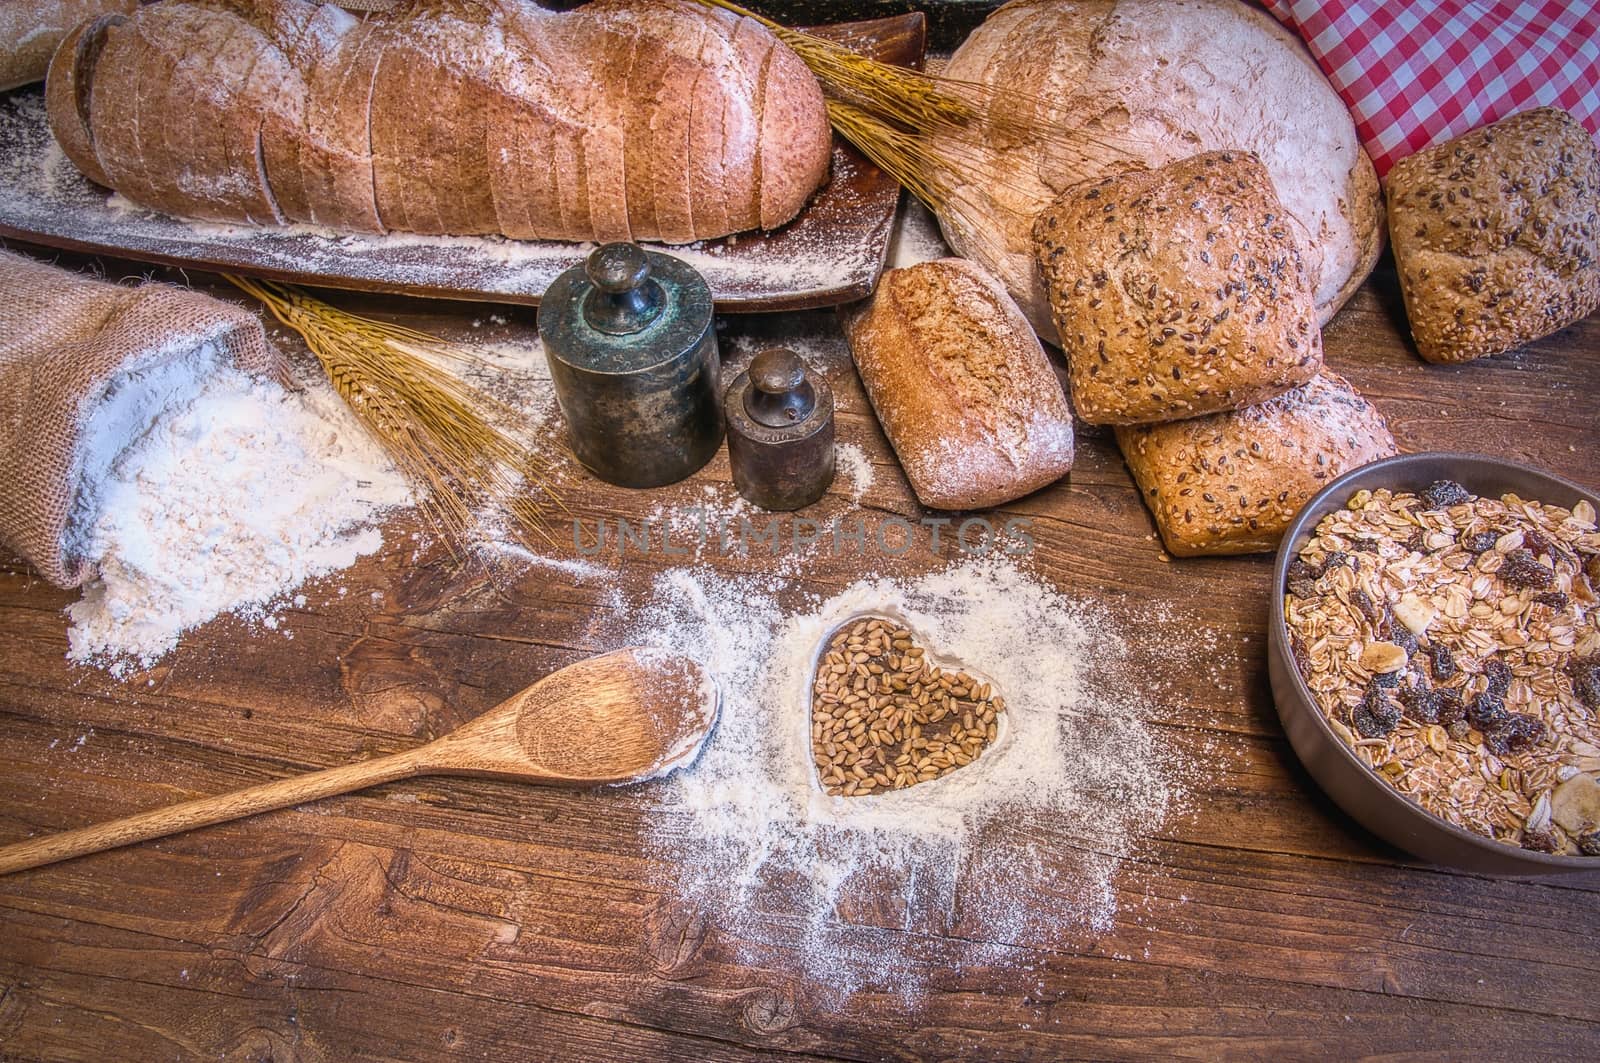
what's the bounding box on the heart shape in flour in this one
[810,615,1006,796]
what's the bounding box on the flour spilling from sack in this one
[619,555,1183,998]
[65,349,410,674]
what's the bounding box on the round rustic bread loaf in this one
[934,0,1384,336]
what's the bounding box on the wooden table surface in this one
[1,232,1597,1061]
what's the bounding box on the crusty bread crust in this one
[1,0,135,93]
[1033,151,1323,425]
[1115,372,1398,556]
[44,13,125,188]
[46,0,830,243]
[843,258,1076,511]
[937,0,1385,337]
[1387,107,1600,364]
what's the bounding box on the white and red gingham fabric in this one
[1259,0,1600,178]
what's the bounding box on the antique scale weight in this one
[542,243,834,508]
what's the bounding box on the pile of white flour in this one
[64,349,410,673]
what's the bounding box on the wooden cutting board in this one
[0,14,924,312]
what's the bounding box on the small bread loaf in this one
[842,258,1075,510]
[1387,107,1600,364]
[1116,372,1397,556]
[1033,151,1322,425]
[0,0,134,92]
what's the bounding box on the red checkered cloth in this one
[1260,0,1600,178]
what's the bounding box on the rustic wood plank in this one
[1,239,1598,1059]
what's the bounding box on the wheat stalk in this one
[690,0,1133,222]
[226,275,560,557]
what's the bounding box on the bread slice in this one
[253,0,329,224]
[302,16,386,232]
[80,16,142,200]
[1115,372,1397,556]
[135,4,233,218]
[44,13,126,188]
[384,3,497,235]
[636,3,705,243]
[683,10,736,242]
[1387,107,1600,364]
[485,6,552,239]
[755,31,829,230]
[1032,150,1323,425]
[370,21,436,233]
[842,258,1076,510]
[128,12,189,212]
[205,12,281,224]
[587,12,639,242]
[722,13,774,234]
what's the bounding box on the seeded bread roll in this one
[1033,151,1323,425]
[842,258,1075,510]
[1116,372,1397,556]
[1387,107,1600,364]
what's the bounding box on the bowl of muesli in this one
[1269,452,1600,875]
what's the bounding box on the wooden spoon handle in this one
[0,748,426,876]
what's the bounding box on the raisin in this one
[1351,682,1400,738]
[1523,529,1553,559]
[1350,588,1383,626]
[1435,690,1465,727]
[1403,529,1428,554]
[1373,669,1402,689]
[1463,531,1499,554]
[1286,558,1323,583]
[1446,719,1471,741]
[1396,682,1440,724]
[1466,693,1508,730]
[1578,832,1600,857]
[1565,657,1600,712]
[1533,591,1569,611]
[1350,538,1380,554]
[1482,659,1512,697]
[1420,480,1472,509]
[1500,548,1554,590]
[1388,623,1419,657]
[1322,551,1352,571]
[1483,713,1546,756]
[1428,643,1458,680]
[1587,553,1600,586]
[1289,635,1311,680]
[1288,579,1319,599]
[1520,826,1562,854]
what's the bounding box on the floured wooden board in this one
[0,15,922,312]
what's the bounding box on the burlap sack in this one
[0,250,279,588]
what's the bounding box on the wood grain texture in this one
[0,241,1597,1059]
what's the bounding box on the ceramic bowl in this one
[1268,452,1600,876]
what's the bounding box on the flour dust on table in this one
[64,353,411,674]
[619,555,1183,999]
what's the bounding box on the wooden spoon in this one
[0,648,717,876]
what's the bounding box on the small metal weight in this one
[538,242,724,488]
[724,347,834,511]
